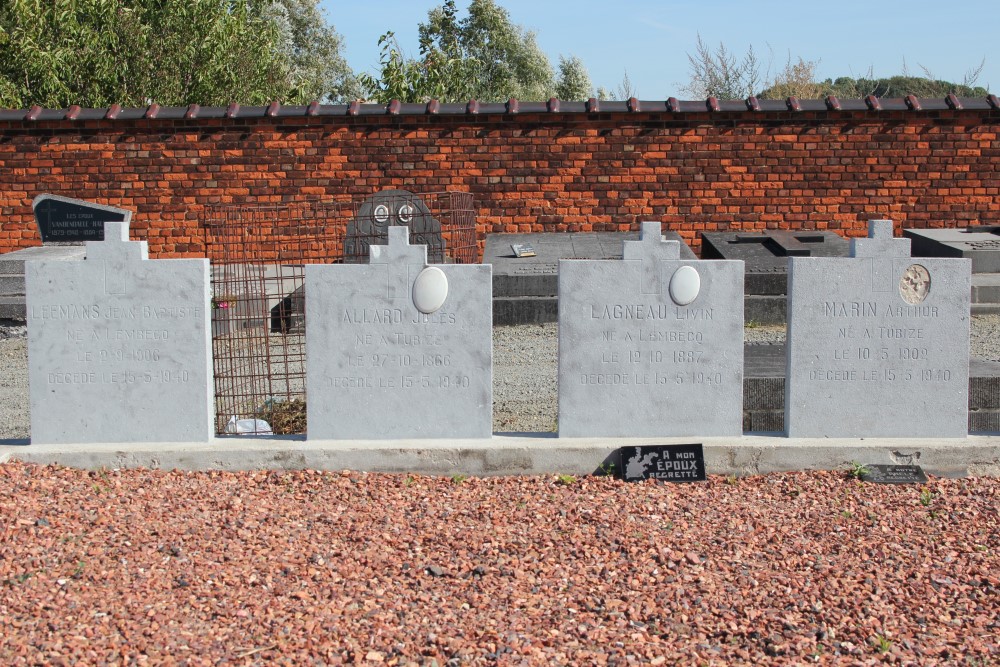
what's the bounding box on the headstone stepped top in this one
[558,221,744,437]
[26,219,212,444]
[784,218,971,438]
[306,225,492,440]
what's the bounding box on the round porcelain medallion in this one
[412,266,449,314]
[669,265,701,306]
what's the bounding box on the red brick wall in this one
[1,108,997,258]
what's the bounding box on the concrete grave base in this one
[2,434,998,478]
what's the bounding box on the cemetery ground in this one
[0,322,998,664]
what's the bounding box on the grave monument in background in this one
[344,190,445,264]
[484,231,696,325]
[701,230,850,324]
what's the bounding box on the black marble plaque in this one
[621,444,706,482]
[859,464,928,484]
[32,195,131,243]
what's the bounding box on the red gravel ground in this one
[1,463,997,666]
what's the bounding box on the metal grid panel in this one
[205,192,478,436]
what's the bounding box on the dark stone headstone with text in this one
[32,194,132,243]
[344,190,444,264]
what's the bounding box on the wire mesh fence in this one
[204,191,478,436]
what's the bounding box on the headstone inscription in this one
[859,464,928,484]
[785,220,971,438]
[621,444,707,482]
[33,194,132,243]
[558,222,744,437]
[344,190,444,264]
[26,221,212,444]
[306,226,492,439]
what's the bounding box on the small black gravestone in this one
[620,444,706,482]
[344,190,444,263]
[32,194,132,243]
[859,464,928,484]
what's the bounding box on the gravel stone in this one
[0,465,995,664]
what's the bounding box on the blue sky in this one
[322,0,997,98]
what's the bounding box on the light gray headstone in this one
[785,219,972,437]
[558,222,745,437]
[26,221,212,444]
[306,226,492,439]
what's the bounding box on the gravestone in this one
[484,231,696,325]
[904,226,1000,273]
[306,226,492,439]
[785,220,971,438]
[2,195,128,321]
[33,194,132,243]
[344,190,444,264]
[26,220,212,444]
[904,226,1000,316]
[558,222,744,437]
[700,230,850,323]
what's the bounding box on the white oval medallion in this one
[669,265,701,306]
[412,266,449,314]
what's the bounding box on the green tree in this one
[821,75,988,99]
[265,0,359,102]
[0,0,354,108]
[361,0,586,103]
[137,0,289,106]
[758,56,826,100]
[686,35,991,100]
[555,55,592,101]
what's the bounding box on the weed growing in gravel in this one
[840,510,853,519]
[556,474,576,486]
[725,475,738,485]
[872,634,893,653]
[919,488,935,506]
[450,474,467,486]
[597,462,616,477]
[403,474,416,487]
[72,561,85,579]
[847,462,870,479]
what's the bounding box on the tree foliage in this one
[360,0,591,103]
[0,0,354,108]
[682,34,763,100]
[686,34,991,100]
[264,0,360,102]
[555,56,592,101]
